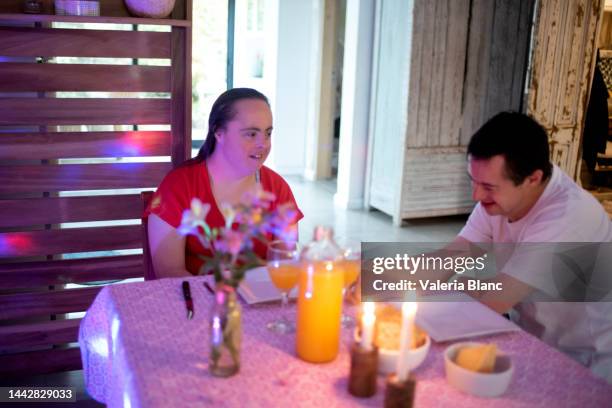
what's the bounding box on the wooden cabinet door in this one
[527,0,603,179]
[367,0,533,223]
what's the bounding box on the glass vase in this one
[209,284,242,377]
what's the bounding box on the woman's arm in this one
[148,214,191,278]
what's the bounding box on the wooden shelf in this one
[0,13,191,27]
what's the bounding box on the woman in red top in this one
[146,88,303,278]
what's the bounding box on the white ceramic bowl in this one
[444,342,513,398]
[378,334,431,375]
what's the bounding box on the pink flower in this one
[215,229,246,258]
[276,203,297,223]
[241,185,276,208]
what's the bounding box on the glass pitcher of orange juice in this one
[296,226,344,363]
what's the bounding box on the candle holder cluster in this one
[348,300,419,406]
[347,342,417,407]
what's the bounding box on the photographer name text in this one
[372,279,503,292]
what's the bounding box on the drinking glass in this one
[266,240,300,334]
[336,238,361,328]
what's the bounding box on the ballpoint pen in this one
[182,281,194,319]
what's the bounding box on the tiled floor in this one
[288,176,468,243]
[1,177,469,406]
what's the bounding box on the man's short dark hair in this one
[467,111,553,185]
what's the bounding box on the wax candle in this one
[396,302,418,381]
[361,302,376,350]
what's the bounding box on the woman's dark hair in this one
[467,111,553,185]
[195,88,269,161]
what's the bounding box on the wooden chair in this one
[141,191,156,281]
[0,2,191,377]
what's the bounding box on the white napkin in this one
[410,293,521,342]
[237,266,298,305]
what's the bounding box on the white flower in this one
[220,202,236,228]
[177,198,211,236]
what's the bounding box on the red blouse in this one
[145,160,303,275]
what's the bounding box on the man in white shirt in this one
[455,112,612,382]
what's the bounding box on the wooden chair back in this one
[141,191,156,281]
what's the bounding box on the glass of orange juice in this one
[266,240,300,334]
[336,238,361,327]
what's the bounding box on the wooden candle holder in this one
[384,373,416,408]
[348,342,378,398]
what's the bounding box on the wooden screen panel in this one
[0,195,145,228]
[0,319,81,351]
[0,347,82,378]
[0,131,171,160]
[0,63,171,93]
[0,255,144,289]
[0,286,101,320]
[0,98,171,126]
[0,27,171,59]
[0,162,171,194]
[0,225,142,258]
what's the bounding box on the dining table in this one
[79,276,612,407]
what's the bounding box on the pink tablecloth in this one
[79,276,612,407]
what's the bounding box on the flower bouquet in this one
[177,187,298,376]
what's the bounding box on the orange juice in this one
[267,262,300,291]
[295,261,344,363]
[337,259,360,287]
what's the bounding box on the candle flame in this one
[361,302,376,350]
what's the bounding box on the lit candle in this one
[360,302,376,350]
[396,301,418,381]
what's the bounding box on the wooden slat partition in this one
[0,98,171,126]
[0,195,144,227]
[0,255,144,289]
[0,1,191,377]
[0,319,81,350]
[0,287,102,320]
[0,131,172,160]
[0,162,171,194]
[0,348,82,378]
[0,225,142,258]
[0,63,171,93]
[0,27,171,58]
